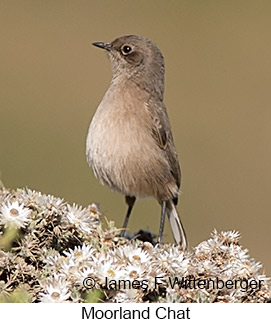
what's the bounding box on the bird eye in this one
[121,45,132,55]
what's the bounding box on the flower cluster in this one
[0,186,270,303]
[0,186,101,302]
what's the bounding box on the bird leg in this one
[158,200,166,243]
[120,196,136,237]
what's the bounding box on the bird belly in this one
[86,115,177,201]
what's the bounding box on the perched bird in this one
[86,35,187,250]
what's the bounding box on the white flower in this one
[158,251,188,275]
[94,260,125,282]
[0,201,31,228]
[66,204,94,234]
[63,244,95,265]
[73,266,96,287]
[116,245,151,264]
[124,263,147,281]
[39,276,71,303]
[55,245,95,279]
[214,230,241,245]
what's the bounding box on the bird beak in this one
[92,42,111,51]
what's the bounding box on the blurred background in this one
[1,1,271,273]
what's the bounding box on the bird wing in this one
[145,98,181,190]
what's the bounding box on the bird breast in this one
[86,82,174,199]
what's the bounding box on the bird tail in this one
[166,200,188,251]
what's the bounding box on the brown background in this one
[1,1,271,274]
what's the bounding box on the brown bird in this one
[86,35,187,250]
